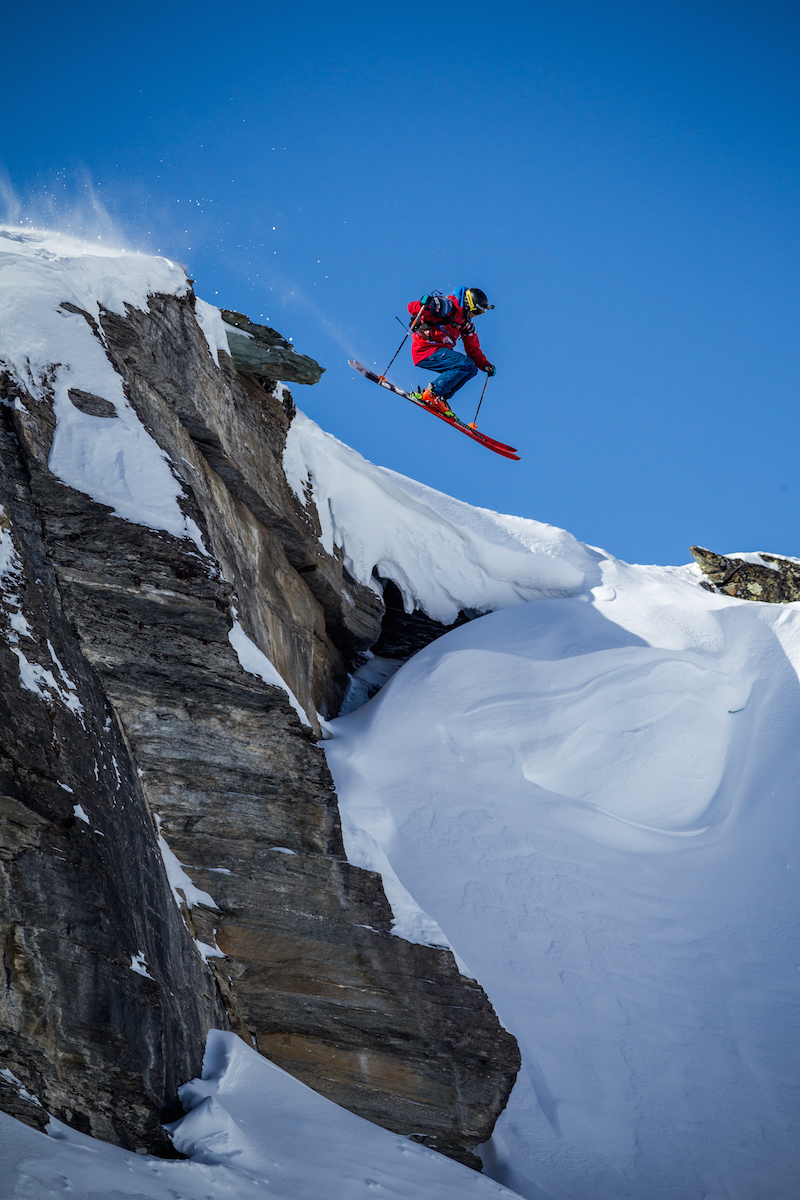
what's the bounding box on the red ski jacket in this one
[407,295,491,369]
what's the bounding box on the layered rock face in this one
[0,277,519,1168]
[0,380,227,1153]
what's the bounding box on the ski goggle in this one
[465,289,495,315]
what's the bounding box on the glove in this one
[484,363,496,376]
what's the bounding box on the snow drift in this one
[283,409,591,623]
[326,555,800,1199]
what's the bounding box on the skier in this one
[407,287,496,418]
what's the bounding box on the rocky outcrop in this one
[220,309,325,386]
[0,283,520,1169]
[691,546,800,602]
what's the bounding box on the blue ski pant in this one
[417,347,479,400]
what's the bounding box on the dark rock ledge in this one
[221,309,325,386]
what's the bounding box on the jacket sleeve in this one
[460,320,490,369]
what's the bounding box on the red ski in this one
[348,361,520,461]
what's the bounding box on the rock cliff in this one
[0,234,519,1170]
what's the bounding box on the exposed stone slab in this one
[42,490,518,1169]
[67,387,118,418]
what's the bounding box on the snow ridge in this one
[283,410,591,624]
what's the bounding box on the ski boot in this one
[416,386,456,419]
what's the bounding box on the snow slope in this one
[326,555,800,1199]
[2,1031,521,1199]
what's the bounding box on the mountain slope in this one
[2,223,798,1198]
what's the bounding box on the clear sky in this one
[2,0,799,566]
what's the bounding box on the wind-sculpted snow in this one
[326,556,800,1199]
[283,410,590,623]
[2,1032,521,1200]
[0,227,205,548]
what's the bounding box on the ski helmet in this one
[465,288,494,316]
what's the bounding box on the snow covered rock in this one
[0,408,226,1153]
[692,543,800,602]
[1,1031,524,1200]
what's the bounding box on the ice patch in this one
[195,939,225,963]
[0,506,33,647]
[726,550,793,571]
[11,645,84,719]
[0,1067,42,1107]
[195,298,231,365]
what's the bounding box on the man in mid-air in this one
[407,287,496,419]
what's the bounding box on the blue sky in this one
[2,0,799,565]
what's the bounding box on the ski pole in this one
[469,375,489,430]
[378,308,426,383]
